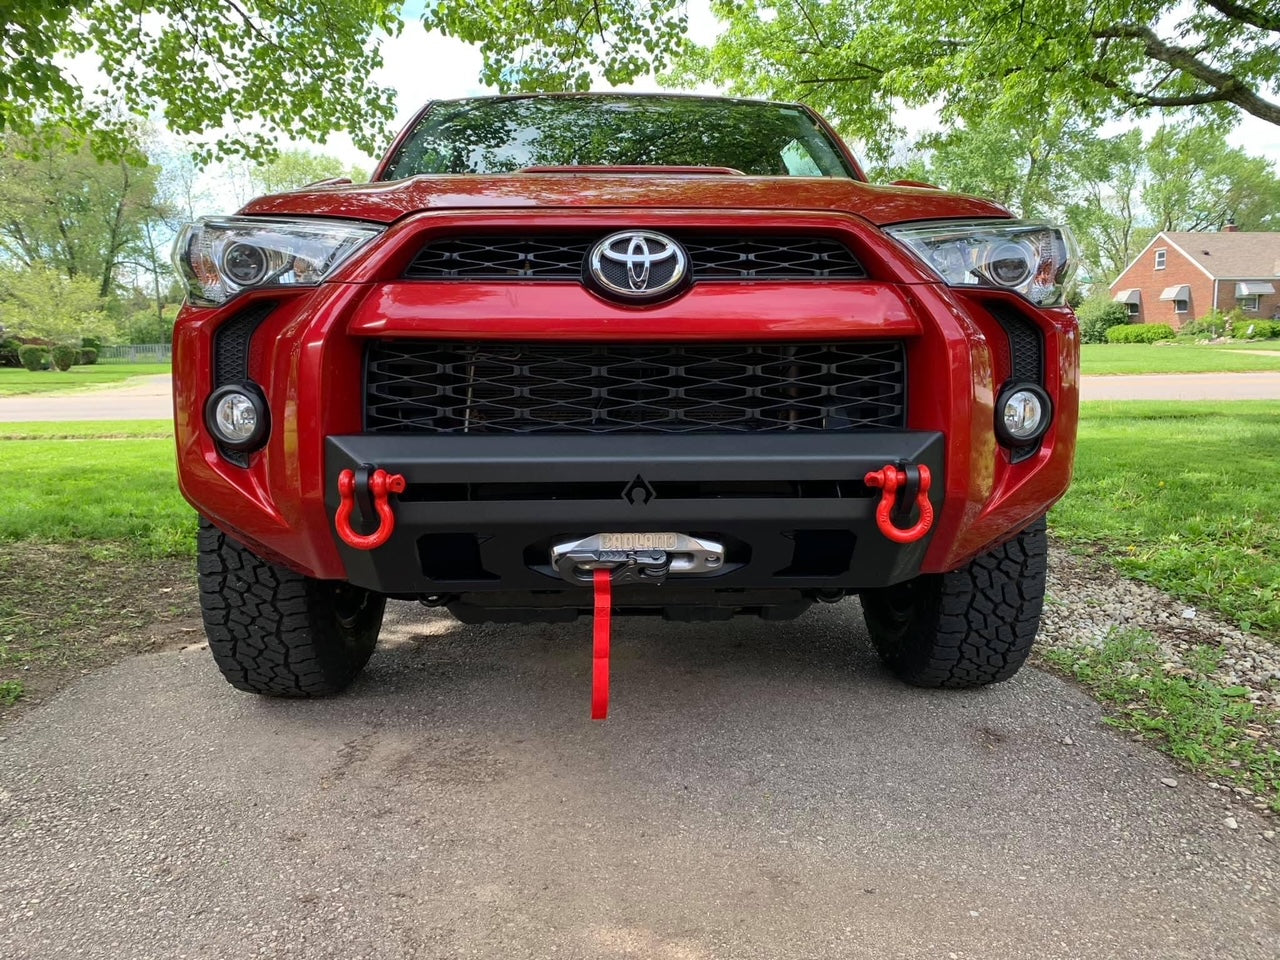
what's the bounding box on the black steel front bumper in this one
[325,433,944,601]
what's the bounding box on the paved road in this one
[4,371,1280,422]
[2,602,1276,959]
[0,375,173,422]
[1080,371,1280,401]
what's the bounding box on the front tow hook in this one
[864,462,934,544]
[335,465,406,550]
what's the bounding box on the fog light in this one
[995,384,1051,446]
[205,384,269,451]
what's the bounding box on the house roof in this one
[1162,232,1280,279]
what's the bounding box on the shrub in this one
[1106,323,1177,344]
[50,344,79,371]
[1182,311,1227,338]
[1236,319,1280,339]
[0,337,21,367]
[18,345,48,371]
[81,336,102,353]
[78,347,99,365]
[1077,298,1132,344]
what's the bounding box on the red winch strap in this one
[591,568,612,720]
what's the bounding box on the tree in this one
[910,106,1099,219]
[427,2,1280,154]
[0,128,160,299]
[426,0,688,90]
[1,1,401,162]
[1062,130,1148,283]
[0,264,113,345]
[250,149,370,196]
[685,1,1280,156]
[1143,125,1280,232]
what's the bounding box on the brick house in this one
[1109,228,1280,329]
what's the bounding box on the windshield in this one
[379,96,857,180]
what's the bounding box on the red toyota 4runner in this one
[172,94,1078,710]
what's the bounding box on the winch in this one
[550,532,726,720]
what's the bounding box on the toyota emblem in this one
[587,230,689,302]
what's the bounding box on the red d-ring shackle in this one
[335,468,406,550]
[864,463,934,544]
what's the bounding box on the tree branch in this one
[1199,0,1280,33]
[1092,22,1280,125]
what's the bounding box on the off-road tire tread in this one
[861,518,1047,689]
[196,519,382,697]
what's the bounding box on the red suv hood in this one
[238,173,1009,227]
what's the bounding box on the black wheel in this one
[196,518,384,696]
[860,517,1048,689]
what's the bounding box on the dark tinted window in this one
[380,96,856,179]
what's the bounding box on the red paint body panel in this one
[239,174,1009,228]
[174,200,1079,583]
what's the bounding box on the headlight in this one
[884,219,1078,307]
[172,216,384,305]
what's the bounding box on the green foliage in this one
[1106,323,1177,344]
[0,264,113,345]
[0,127,161,298]
[1076,298,1132,344]
[1062,129,1149,283]
[1181,311,1229,339]
[426,0,689,91]
[0,680,22,706]
[1144,125,1280,232]
[17,346,46,372]
[79,347,99,366]
[0,337,20,368]
[50,345,79,372]
[665,2,1280,160]
[1,1,402,163]
[1044,630,1280,812]
[1051,400,1280,638]
[250,148,371,196]
[1238,320,1280,339]
[906,105,1096,218]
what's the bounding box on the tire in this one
[859,517,1048,689]
[196,518,384,697]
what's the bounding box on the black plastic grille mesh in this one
[211,302,274,467]
[987,302,1046,463]
[212,301,273,387]
[365,341,906,435]
[404,234,865,281]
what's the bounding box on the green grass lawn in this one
[0,420,194,713]
[0,419,174,440]
[0,363,172,397]
[0,424,194,557]
[1052,400,1280,639]
[1081,343,1280,375]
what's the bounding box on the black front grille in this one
[404,235,865,281]
[365,341,906,435]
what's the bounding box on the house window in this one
[1238,295,1261,312]
[1154,249,1167,269]
[1174,299,1189,314]
[1126,302,1140,317]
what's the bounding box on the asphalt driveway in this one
[2,602,1275,959]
